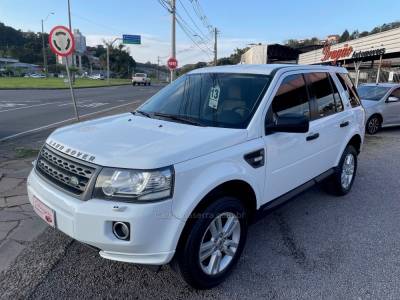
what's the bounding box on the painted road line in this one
[0,100,140,142]
[0,102,61,113]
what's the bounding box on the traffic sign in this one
[48,26,75,57]
[122,34,141,45]
[167,57,178,70]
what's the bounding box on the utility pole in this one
[214,27,218,66]
[157,56,160,81]
[106,45,110,85]
[171,0,176,82]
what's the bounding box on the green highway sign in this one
[123,34,141,45]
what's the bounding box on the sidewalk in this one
[0,156,47,273]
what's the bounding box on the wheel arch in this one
[347,134,362,154]
[173,179,257,256]
[368,113,383,123]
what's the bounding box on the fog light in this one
[112,221,130,240]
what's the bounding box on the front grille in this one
[36,146,96,196]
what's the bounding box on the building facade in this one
[298,27,400,85]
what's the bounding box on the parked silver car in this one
[358,83,400,134]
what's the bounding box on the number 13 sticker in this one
[208,85,220,109]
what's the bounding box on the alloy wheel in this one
[199,212,241,276]
[341,153,355,189]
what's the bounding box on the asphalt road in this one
[1,128,400,299]
[0,84,163,141]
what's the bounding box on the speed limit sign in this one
[48,26,75,57]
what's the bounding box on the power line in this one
[157,0,213,58]
[189,0,214,34]
[177,0,211,42]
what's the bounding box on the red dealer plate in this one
[33,195,56,227]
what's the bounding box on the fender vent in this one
[244,149,265,168]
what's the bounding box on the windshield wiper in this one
[132,110,152,118]
[153,112,206,127]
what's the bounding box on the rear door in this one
[305,72,352,169]
[383,87,400,125]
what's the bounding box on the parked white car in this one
[132,73,151,86]
[30,73,46,78]
[27,64,365,289]
[357,83,400,134]
[89,74,105,80]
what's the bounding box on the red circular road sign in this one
[48,26,75,57]
[167,57,178,70]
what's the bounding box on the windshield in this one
[135,73,146,77]
[357,85,391,101]
[138,73,271,128]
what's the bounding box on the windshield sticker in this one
[208,85,220,109]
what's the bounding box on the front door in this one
[383,87,400,125]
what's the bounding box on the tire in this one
[366,115,381,135]
[324,145,358,196]
[132,82,136,86]
[172,197,248,289]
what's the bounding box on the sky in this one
[1,0,400,66]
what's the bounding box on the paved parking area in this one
[0,128,399,299]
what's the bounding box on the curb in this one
[0,83,132,91]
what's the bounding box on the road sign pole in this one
[65,58,79,121]
[171,0,176,82]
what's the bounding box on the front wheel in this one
[324,145,358,196]
[366,115,381,135]
[173,197,248,289]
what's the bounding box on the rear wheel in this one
[366,115,381,135]
[325,145,357,196]
[173,197,248,289]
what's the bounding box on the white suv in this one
[27,64,365,289]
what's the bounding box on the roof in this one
[360,82,400,88]
[188,64,348,76]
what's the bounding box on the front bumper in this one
[27,169,184,265]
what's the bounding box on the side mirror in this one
[387,96,400,103]
[266,114,309,134]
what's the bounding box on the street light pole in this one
[106,38,121,85]
[67,0,75,67]
[171,0,176,82]
[41,12,54,77]
[41,19,48,76]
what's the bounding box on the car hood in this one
[361,99,379,109]
[46,113,248,169]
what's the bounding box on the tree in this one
[339,30,350,43]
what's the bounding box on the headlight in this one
[94,167,174,202]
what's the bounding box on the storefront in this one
[298,27,400,85]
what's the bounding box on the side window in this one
[328,74,344,112]
[305,72,336,118]
[336,73,361,107]
[270,73,310,119]
[390,88,400,98]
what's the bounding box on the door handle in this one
[340,121,350,128]
[306,133,319,141]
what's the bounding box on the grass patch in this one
[0,77,131,89]
[14,147,39,159]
